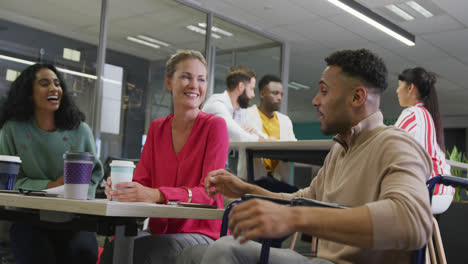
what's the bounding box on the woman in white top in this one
[395,67,453,214]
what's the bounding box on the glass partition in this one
[0,0,286,161]
[105,0,208,159]
[212,16,282,108]
[0,1,101,123]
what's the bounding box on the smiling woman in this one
[0,63,103,264]
[100,50,229,264]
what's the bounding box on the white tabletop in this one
[0,193,223,220]
[229,139,335,150]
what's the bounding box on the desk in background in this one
[229,140,335,183]
[0,193,223,264]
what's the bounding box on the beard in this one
[237,90,251,108]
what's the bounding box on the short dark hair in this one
[258,74,282,92]
[325,49,388,94]
[225,65,257,91]
[398,67,444,149]
[0,63,85,129]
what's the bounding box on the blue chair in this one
[220,175,468,264]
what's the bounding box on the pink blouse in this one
[133,111,228,239]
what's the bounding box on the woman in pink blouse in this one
[101,50,229,263]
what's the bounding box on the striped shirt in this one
[395,103,454,199]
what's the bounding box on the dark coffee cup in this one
[0,155,21,190]
[63,152,94,200]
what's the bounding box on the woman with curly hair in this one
[395,67,453,214]
[0,63,103,264]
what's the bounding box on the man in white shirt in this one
[202,65,265,141]
[239,75,298,193]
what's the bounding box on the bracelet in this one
[182,186,192,203]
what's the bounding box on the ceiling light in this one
[385,4,414,21]
[290,81,311,90]
[136,35,170,47]
[327,0,415,46]
[406,1,433,18]
[186,25,221,39]
[6,69,20,82]
[0,54,123,86]
[288,83,301,90]
[126,36,160,49]
[198,23,233,37]
[63,48,81,62]
[0,53,98,80]
[0,54,34,65]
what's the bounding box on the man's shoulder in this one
[202,93,229,112]
[371,125,424,149]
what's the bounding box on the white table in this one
[0,193,223,264]
[229,140,335,183]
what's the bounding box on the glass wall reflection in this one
[0,0,101,127]
[212,16,282,108]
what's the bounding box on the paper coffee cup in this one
[0,155,21,190]
[110,160,135,190]
[63,152,94,200]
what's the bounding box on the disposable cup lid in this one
[110,160,135,168]
[63,152,94,162]
[0,155,21,163]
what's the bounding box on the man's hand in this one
[105,177,165,203]
[205,169,250,200]
[241,124,257,134]
[229,199,296,243]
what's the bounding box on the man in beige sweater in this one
[192,49,433,264]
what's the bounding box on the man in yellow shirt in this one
[243,75,298,193]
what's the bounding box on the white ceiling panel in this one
[379,37,448,65]
[286,19,367,49]
[290,0,348,17]
[434,0,468,27]
[422,29,468,64]
[420,57,468,88]
[400,15,464,35]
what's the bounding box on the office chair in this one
[414,175,468,264]
[221,175,468,264]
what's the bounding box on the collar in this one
[413,102,424,107]
[333,111,385,152]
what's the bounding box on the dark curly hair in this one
[0,63,85,130]
[325,49,388,94]
[258,74,282,92]
[398,67,444,149]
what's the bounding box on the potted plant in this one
[447,146,468,201]
[439,146,468,263]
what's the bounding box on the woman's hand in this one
[105,177,165,203]
[204,169,251,200]
[46,176,64,189]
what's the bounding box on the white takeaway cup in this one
[110,160,135,201]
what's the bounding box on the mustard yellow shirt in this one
[258,109,280,172]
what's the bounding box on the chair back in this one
[413,175,468,264]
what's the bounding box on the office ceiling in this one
[0,0,467,124]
